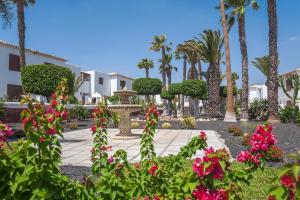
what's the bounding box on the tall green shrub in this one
[169,83,183,95]
[132,78,162,96]
[181,80,207,99]
[21,64,74,97]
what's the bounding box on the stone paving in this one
[61,129,229,166]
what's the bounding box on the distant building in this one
[249,84,268,103]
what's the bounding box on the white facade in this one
[0,40,81,100]
[109,73,134,96]
[249,84,268,103]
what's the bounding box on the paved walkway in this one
[61,129,229,166]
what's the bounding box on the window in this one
[120,80,126,89]
[7,84,23,100]
[99,77,104,85]
[286,79,292,91]
[9,54,20,72]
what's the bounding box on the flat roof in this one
[109,72,135,80]
[0,40,68,62]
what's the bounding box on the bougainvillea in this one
[0,122,13,149]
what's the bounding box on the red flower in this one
[268,195,277,200]
[250,125,277,153]
[148,164,158,176]
[39,137,46,142]
[46,128,56,135]
[193,185,228,200]
[50,100,58,108]
[91,125,97,133]
[47,115,54,123]
[153,195,160,200]
[199,131,207,140]
[280,174,296,189]
[61,111,68,120]
[55,111,61,118]
[236,151,261,165]
[100,145,112,151]
[51,93,57,99]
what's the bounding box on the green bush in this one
[0,100,4,120]
[169,83,183,95]
[278,106,297,123]
[132,78,162,95]
[181,80,207,99]
[68,95,78,104]
[160,90,174,100]
[74,105,89,121]
[108,95,120,105]
[180,117,196,129]
[219,85,238,97]
[162,122,172,129]
[248,99,269,121]
[111,112,120,127]
[21,64,74,97]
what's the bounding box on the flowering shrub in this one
[0,122,13,149]
[266,145,283,162]
[0,79,89,199]
[269,150,300,199]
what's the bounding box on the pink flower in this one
[61,111,68,120]
[47,115,54,123]
[108,156,114,164]
[51,93,57,99]
[280,174,296,189]
[193,185,228,200]
[55,111,61,118]
[268,196,277,200]
[236,151,261,165]
[199,131,207,140]
[249,125,277,153]
[46,128,56,135]
[39,137,46,142]
[100,146,112,151]
[153,195,160,200]
[50,100,58,108]
[148,164,158,176]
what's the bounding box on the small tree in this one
[132,78,162,102]
[181,80,207,118]
[279,74,300,121]
[21,64,74,98]
[169,83,183,113]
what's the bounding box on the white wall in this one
[109,74,134,96]
[249,84,267,103]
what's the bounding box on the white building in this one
[0,40,134,104]
[249,84,268,103]
[0,40,81,100]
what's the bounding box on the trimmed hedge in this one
[132,78,162,95]
[169,83,182,95]
[219,85,238,97]
[181,79,207,99]
[160,90,175,100]
[21,64,74,97]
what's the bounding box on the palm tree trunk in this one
[220,0,236,122]
[167,73,172,116]
[181,56,187,116]
[146,68,149,78]
[238,14,249,121]
[161,46,166,90]
[206,64,221,118]
[17,1,26,68]
[197,60,202,80]
[267,0,280,123]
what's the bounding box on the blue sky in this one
[0,0,299,87]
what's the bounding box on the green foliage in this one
[181,79,207,99]
[73,105,89,121]
[131,121,140,129]
[168,83,183,95]
[162,122,172,129]
[132,78,162,95]
[248,99,269,120]
[111,112,120,127]
[21,64,74,97]
[180,117,197,129]
[0,100,4,120]
[279,74,300,108]
[219,85,238,97]
[279,106,298,123]
[108,95,120,105]
[68,95,78,104]
[160,90,175,100]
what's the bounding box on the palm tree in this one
[252,56,271,85]
[137,58,154,78]
[150,34,171,90]
[220,0,236,122]
[231,72,239,87]
[197,29,223,118]
[175,43,189,115]
[0,0,14,28]
[267,0,280,123]
[11,0,35,68]
[159,54,177,115]
[224,0,259,121]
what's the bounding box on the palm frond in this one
[0,0,14,29]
